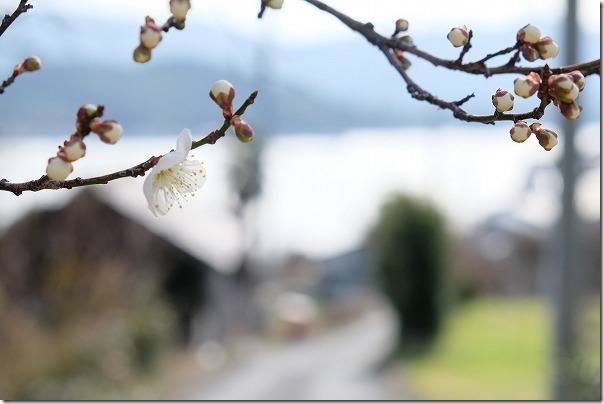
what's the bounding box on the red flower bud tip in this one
[447,25,469,47]
[567,70,585,91]
[393,48,411,69]
[210,80,236,110]
[91,119,123,144]
[61,135,87,162]
[510,120,531,143]
[46,156,74,181]
[514,72,540,99]
[516,24,541,44]
[548,74,579,103]
[133,45,152,64]
[14,56,42,74]
[534,36,559,59]
[558,101,582,120]
[520,43,540,62]
[140,17,163,50]
[170,0,191,21]
[492,88,514,112]
[230,115,254,143]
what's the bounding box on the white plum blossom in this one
[143,129,206,216]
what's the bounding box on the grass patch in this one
[403,297,553,400]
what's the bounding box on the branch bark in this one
[0,0,32,38]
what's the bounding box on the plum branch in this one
[0,91,258,195]
[298,0,599,127]
[0,0,32,37]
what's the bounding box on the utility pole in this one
[552,0,578,399]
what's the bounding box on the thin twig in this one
[0,0,32,38]
[0,70,18,94]
[0,92,259,195]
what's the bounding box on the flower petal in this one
[176,128,193,155]
[143,168,160,216]
[155,149,185,171]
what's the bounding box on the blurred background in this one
[0,0,600,400]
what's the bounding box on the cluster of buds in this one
[45,104,123,181]
[492,88,515,113]
[133,17,163,64]
[447,25,469,48]
[391,18,412,68]
[509,121,558,151]
[263,0,284,9]
[209,80,255,143]
[13,56,42,75]
[548,71,585,120]
[517,24,559,62]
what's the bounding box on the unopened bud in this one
[61,135,87,161]
[210,80,236,110]
[140,17,163,50]
[509,120,531,143]
[170,0,191,21]
[393,48,411,69]
[520,43,540,62]
[516,24,541,44]
[534,36,559,59]
[133,45,152,63]
[548,74,579,103]
[447,25,469,47]
[76,104,99,131]
[46,156,73,181]
[14,56,42,74]
[530,123,558,151]
[90,119,123,144]
[558,100,582,120]
[492,88,514,112]
[513,72,541,98]
[230,115,254,143]
[567,70,585,91]
[265,0,284,9]
[395,19,409,33]
[400,35,414,46]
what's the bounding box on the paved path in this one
[182,305,414,400]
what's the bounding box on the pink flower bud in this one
[265,0,284,9]
[77,104,98,121]
[14,56,42,74]
[548,74,579,103]
[509,120,531,143]
[558,100,582,120]
[530,123,559,151]
[520,43,540,62]
[534,36,559,59]
[492,88,514,112]
[140,17,163,50]
[90,119,123,144]
[516,24,541,44]
[46,156,73,181]
[230,115,254,143]
[170,0,191,21]
[567,70,585,91]
[447,25,469,47]
[61,135,87,161]
[210,80,236,110]
[395,19,409,33]
[514,72,541,98]
[133,45,152,63]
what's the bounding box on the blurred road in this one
[182,305,413,400]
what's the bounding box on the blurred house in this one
[0,190,250,346]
